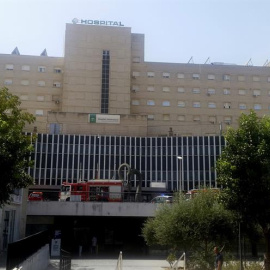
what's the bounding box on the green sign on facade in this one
[89,114,96,123]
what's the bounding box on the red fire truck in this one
[59,180,123,202]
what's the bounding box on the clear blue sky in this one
[0,0,269,66]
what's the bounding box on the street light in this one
[177,156,183,192]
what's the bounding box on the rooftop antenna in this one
[246,58,253,66]
[204,57,210,64]
[187,57,194,64]
[11,47,20,55]
[263,59,270,67]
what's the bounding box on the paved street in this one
[47,258,169,270]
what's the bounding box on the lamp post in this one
[177,156,183,192]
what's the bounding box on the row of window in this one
[132,71,270,82]
[4,64,62,73]
[132,100,264,110]
[2,79,61,87]
[132,86,268,96]
[147,114,232,123]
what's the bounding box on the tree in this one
[142,191,235,269]
[0,87,35,207]
[216,110,270,270]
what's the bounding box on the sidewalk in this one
[46,258,169,270]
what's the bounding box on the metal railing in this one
[172,252,186,270]
[115,251,123,270]
[60,249,71,270]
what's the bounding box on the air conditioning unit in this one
[253,94,258,97]
[55,100,60,104]
[207,93,211,96]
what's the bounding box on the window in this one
[178,115,185,121]
[223,89,230,95]
[49,123,61,135]
[38,81,45,86]
[208,102,216,108]
[224,103,231,109]
[147,72,155,78]
[209,116,216,124]
[254,104,262,110]
[132,57,140,63]
[132,71,140,77]
[20,95,28,101]
[53,82,61,88]
[253,76,260,82]
[193,116,200,121]
[224,116,232,125]
[147,86,155,92]
[177,87,185,93]
[192,74,200,80]
[193,102,201,108]
[238,89,246,95]
[238,75,245,81]
[37,96,45,102]
[268,77,270,83]
[208,74,215,80]
[131,85,139,92]
[253,90,261,96]
[147,100,155,106]
[177,101,185,108]
[162,101,170,106]
[38,66,46,72]
[131,100,140,105]
[162,72,170,78]
[177,73,184,79]
[163,114,170,120]
[35,110,44,116]
[5,64,14,70]
[54,67,62,73]
[223,75,230,81]
[192,88,200,94]
[162,87,170,92]
[207,88,215,95]
[239,103,247,110]
[4,79,12,85]
[21,80,29,86]
[22,65,30,71]
[147,115,154,120]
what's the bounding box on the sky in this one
[0,0,269,66]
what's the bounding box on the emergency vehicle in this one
[59,180,123,202]
[185,188,220,200]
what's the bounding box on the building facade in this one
[0,22,270,137]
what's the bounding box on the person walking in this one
[91,236,97,254]
[214,246,223,270]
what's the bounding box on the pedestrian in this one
[92,236,97,254]
[214,246,223,270]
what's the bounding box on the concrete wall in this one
[27,201,160,217]
[13,244,50,270]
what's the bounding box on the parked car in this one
[28,192,44,201]
[150,195,173,203]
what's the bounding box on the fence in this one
[172,252,186,270]
[60,249,72,270]
[6,230,50,270]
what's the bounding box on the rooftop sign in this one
[72,18,124,27]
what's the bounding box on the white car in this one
[150,195,173,203]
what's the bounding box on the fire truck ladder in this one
[118,163,142,202]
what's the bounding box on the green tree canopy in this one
[216,110,270,269]
[142,191,235,259]
[0,87,35,206]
